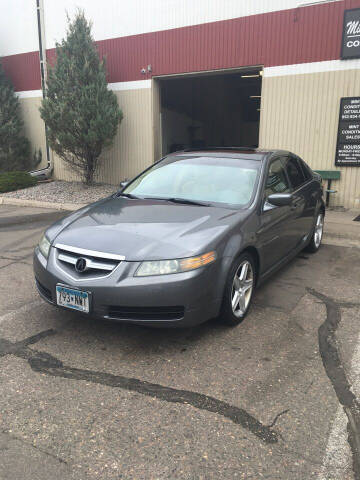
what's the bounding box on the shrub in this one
[0,62,31,172]
[0,171,37,193]
[40,11,123,185]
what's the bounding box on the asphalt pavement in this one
[0,204,360,480]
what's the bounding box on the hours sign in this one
[335,97,360,167]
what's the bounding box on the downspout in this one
[30,0,53,179]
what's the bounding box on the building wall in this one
[18,96,48,169]
[1,0,360,207]
[0,0,45,168]
[260,63,360,208]
[47,0,354,84]
[42,0,327,50]
[4,0,357,91]
[53,86,153,183]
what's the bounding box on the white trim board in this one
[264,59,360,77]
[16,90,43,98]
[15,80,151,98]
[108,80,152,91]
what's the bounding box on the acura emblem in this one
[75,257,87,273]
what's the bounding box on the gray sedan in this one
[33,148,325,327]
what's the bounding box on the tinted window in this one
[264,158,291,198]
[124,156,260,207]
[285,157,305,189]
[298,158,312,181]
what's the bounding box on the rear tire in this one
[219,253,256,327]
[305,212,324,253]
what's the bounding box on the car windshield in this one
[123,155,261,207]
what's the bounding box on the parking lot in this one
[0,204,360,480]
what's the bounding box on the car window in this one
[297,157,312,181]
[284,157,305,189]
[264,158,291,199]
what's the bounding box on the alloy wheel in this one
[314,213,324,248]
[231,260,254,317]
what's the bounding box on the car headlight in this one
[135,251,216,277]
[38,234,51,259]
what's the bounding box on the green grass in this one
[0,171,38,193]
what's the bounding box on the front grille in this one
[107,306,185,321]
[35,278,52,302]
[55,243,124,278]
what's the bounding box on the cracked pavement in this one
[0,204,359,479]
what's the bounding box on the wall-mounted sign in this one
[335,97,360,167]
[341,8,360,59]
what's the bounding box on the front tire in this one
[305,212,324,253]
[220,253,255,326]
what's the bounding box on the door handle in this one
[291,202,298,210]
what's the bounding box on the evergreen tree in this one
[0,62,31,172]
[40,11,123,185]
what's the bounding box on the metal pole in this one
[32,0,52,177]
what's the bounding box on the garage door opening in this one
[154,67,262,157]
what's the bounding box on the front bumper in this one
[33,247,223,327]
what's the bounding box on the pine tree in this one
[40,11,123,185]
[0,62,31,172]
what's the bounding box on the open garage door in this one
[153,67,262,157]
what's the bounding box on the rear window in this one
[284,157,306,189]
[298,158,313,181]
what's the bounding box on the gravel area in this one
[1,180,118,205]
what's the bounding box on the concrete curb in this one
[0,196,86,211]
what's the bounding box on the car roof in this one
[168,147,291,161]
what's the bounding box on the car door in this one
[257,157,296,274]
[282,155,313,246]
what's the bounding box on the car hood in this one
[51,197,247,261]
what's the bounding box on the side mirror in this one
[119,180,129,190]
[267,193,293,207]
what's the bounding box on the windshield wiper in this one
[148,197,210,206]
[167,197,209,206]
[117,192,140,199]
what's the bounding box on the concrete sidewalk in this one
[0,196,86,211]
[323,209,360,248]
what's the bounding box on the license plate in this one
[56,285,89,313]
